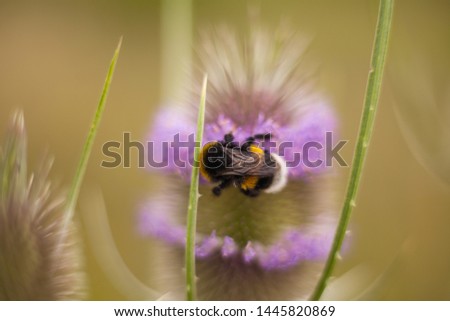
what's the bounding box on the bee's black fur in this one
[200,133,279,197]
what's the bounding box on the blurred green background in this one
[1,0,449,300]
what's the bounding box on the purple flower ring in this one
[140,26,341,300]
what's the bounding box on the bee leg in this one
[223,133,234,143]
[212,186,222,196]
[241,136,256,152]
[221,133,238,148]
[252,133,273,152]
[212,177,233,196]
[242,133,272,150]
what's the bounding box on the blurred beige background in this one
[0,0,449,300]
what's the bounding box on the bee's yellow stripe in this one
[240,175,258,191]
[248,145,264,155]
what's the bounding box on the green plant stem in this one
[310,0,394,301]
[57,38,122,250]
[185,75,208,301]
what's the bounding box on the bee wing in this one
[220,148,276,177]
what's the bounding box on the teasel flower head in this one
[141,25,339,300]
[0,111,84,300]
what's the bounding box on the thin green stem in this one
[185,75,208,301]
[310,0,394,300]
[57,38,122,251]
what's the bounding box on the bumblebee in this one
[199,133,288,197]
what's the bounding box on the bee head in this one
[199,141,228,181]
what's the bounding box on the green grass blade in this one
[310,0,394,300]
[58,37,122,248]
[185,74,208,301]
